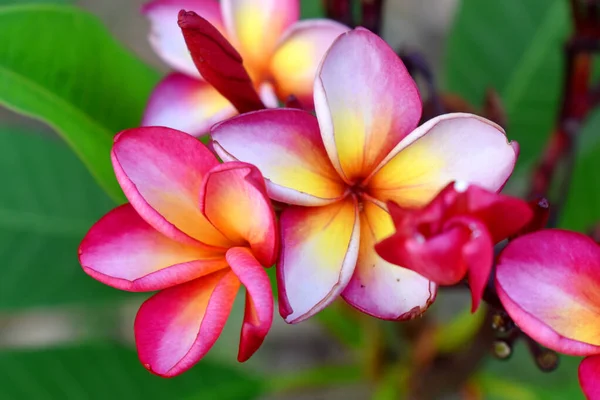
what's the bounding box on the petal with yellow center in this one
[221,0,299,78]
[314,28,422,182]
[211,109,347,206]
[269,20,349,109]
[201,162,278,267]
[80,204,227,292]
[367,113,517,208]
[342,200,436,320]
[278,198,360,323]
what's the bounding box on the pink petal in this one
[200,162,278,266]
[142,0,225,77]
[496,229,600,355]
[221,0,299,79]
[278,198,360,323]
[269,20,349,109]
[314,28,422,182]
[142,73,236,137]
[580,356,600,400]
[79,204,227,291]
[178,10,265,113]
[112,127,229,247]
[135,269,240,377]
[342,200,436,320]
[226,247,273,362]
[367,113,517,207]
[211,109,347,206]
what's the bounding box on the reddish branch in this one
[323,0,385,34]
[529,0,600,226]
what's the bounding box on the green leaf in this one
[480,341,584,400]
[559,107,600,230]
[300,0,324,18]
[444,0,570,168]
[0,127,124,309]
[0,4,160,203]
[0,343,263,400]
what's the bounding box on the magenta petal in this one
[496,229,600,355]
[79,204,227,291]
[135,269,240,377]
[142,73,236,137]
[580,356,600,400]
[226,247,273,362]
[178,10,265,113]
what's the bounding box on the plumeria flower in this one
[141,0,349,136]
[376,182,532,311]
[211,28,518,323]
[78,127,278,376]
[496,229,600,400]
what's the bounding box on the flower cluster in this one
[77,1,600,397]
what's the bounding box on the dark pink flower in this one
[79,127,278,376]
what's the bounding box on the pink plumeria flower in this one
[211,28,518,323]
[141,0,349,136]
[78,127,278,376]
[376,182,532,311]
[496,229,600,400]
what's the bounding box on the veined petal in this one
[135,269,240,377]
[211,109,347,206]
[226,247,273,362]
[142,73,236,137]
[367,113,517,207]
[142,0,224,77]
[496,229,600,355]
[201,162,278,266]
[112,127,229,247]
[580,356,600,400]
[314,28,421,182]
[178,11,265,113]
[278,198,360,323]
[80,204,227,292]
[342,200,436,320]
[269,20,349,109]
[221,0,299,78]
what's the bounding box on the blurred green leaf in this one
[559,107,600,230]
[0,127,125,309]
[434,304,486,354]
[300,0,324,18]
[0,0,72,4]
[0,343,263,400]
[0,4,160,203]
[480,341,584,400]
[444,0,570,169]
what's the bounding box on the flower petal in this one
[112,127,229,247]
[178,10,265,113]
[135,269,240,377]
[226,247,273,362]
[80,204,227,292]
[142,0,224,77]
[211,109,347,206]
[342,200,436,320]
[367,113,517,207]
[269,20,349,109]
[580,356,600,400]
[221,0,299,78]
[496,229,600,355]
[314,28,422,182]
[142,73,236,137]
[278,198,360,323]
[200,162,278,266]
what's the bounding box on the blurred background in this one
[0,0,598,399]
